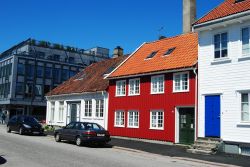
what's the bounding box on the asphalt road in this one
[0,125,239,167]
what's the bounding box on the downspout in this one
[101,91,107,129]
[193,67,198,141]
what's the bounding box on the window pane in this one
[36,66,44,78]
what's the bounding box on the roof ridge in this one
[145,32,196,44]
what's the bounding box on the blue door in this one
[205,95,221,137]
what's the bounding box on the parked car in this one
[54,122,111,146]
[6,115,44,135]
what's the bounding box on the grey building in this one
[0,38,109,121]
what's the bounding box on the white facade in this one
[46,92,108,129]
[195,13,250,147]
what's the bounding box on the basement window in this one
[164,47,176,56]
[145,51,158,59]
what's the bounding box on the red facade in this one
[108,70,196,143]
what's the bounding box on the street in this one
[0,125,239,167]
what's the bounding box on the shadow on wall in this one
[0,155,7,165]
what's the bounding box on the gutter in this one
[193,10,250,30]
[45,91,106,99]
[107,67,195,80]
[193,67,198,141]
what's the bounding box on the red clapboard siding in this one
[108,70,195,142]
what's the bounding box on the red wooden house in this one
[106,33,198,144]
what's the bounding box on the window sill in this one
[149,128,164,131]
[115,95,126,97]
[211,58,232,65]
[237,122,250,127]
[114,125,125,128]
[150,92,165,95]
[128,94,140,96]
[127,126,139,129]
[238,56,250,62]
[173,90,189,93]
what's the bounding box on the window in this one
[128,110,139,128]
[45,67,52,78]
[53,68,61,83]
[69,70,77,77]
[84,100,92,117]
[68,57,75,63]
[25,83,33,98]
[129,78,140,95]
[59,101,64,122]
[54,55,60,61]
[36,66,44,78]
[16,83,24,95]
[164,47,176,56]
[173,72,189,92]
[241,93,250,122]
[35,85,42,96]
[17,63,25,75]
[242,27,250,56]
[150,110,164,130]
[214,33,228,59]
[151,75,164,94]
[26,64,35,80]
[116,80,126,96]
[61,69,69,81]
[96,99,104,118]
[115,110,125,127]
[146,51,158,59]
[50,102,55,122]
[36,51,45,59]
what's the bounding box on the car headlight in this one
[23,124,31,128]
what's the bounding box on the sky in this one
[0,0,224,55]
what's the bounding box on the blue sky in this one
[0,0,224,55]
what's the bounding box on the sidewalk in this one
[109,137,249,167]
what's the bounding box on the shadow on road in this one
[0,155,7,165]
[60,141,113,148]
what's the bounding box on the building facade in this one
[194,0,250,155]
[46,55,126,129]
[0,39,109,121]
[107,33,198,144]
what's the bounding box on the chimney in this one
[183,0,196,33]
[113,46,123,58]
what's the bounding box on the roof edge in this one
[46,90,107,98]
[105,42,146,79]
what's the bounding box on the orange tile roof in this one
[194,0,250,25]
[46,56,127,96]
[109,33,198,78]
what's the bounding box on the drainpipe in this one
[193,67,198,141]
[101,91,107,129]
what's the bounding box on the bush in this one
[43,125,55,132]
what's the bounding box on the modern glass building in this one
[0,38,109,121]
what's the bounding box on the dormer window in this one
[164,47,176,56]
[145,51,158,59]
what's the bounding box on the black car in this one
[54,122,111,146]
[7,115,44,135]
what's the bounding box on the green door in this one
[179,108,195,144]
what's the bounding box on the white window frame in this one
[84,100,92,117]
[151,75,164,94]
[116,80,126,97]
[241,93,250,122]
[58,101,64,122]
[95,99,104,118]
[150,110,164,130]
[173,72,189,93]
[50,101,55,122]
[114,110,125,127]
[213,32,228,59]
[128,78,140,96]
[241,27,250,57]
[127,110,139,128]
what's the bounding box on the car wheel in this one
[19,127,24,135]
[55,133,61,142]
[75,136,82,146]
[6,126,11,133]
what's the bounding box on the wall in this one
[108,70,196,142]
[197,19,250,143]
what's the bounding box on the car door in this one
[8,116,17,131]
[62,122,75,141]
[69,123,82,141]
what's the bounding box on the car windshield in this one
[84,123,104,130]
[23,116,39,124]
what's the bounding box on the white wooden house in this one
[193,0,250,155]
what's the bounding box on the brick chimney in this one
[183,0,196,33]
[113,46,123,58]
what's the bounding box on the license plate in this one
[97,134,105,137]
